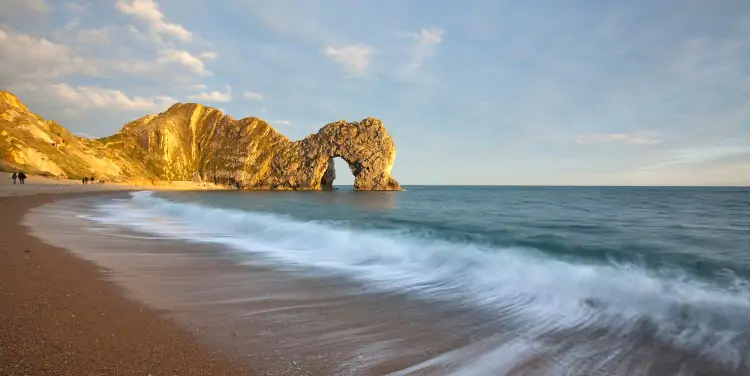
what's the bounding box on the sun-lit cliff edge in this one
[0,91,401,191]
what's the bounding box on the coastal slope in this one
[0,91,147,180]
[0,91,401,190]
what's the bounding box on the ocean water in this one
[33,186,751,375]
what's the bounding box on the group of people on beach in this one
[8,172,106,185]
[82,176,100,184]
[11,172,27,184]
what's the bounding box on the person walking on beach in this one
[18,172,26,184]
[11,172,17,184]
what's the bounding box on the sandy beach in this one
[0,173,224,198]
[21,193,490,376]
[20,192,745,376]
[0,190,249,374]
[2,178,747,376]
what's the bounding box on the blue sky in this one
[0,0,749,186]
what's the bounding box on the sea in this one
[26,186,750,375]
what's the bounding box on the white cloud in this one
[19,83,176,112]
[187,86,232,102]
[157,49,213,76]
[125,24,150,42]
[187,84,207,90]
[76,28,111,45]
[322,44,375,76]
[64,18,79,30]
[115,0,192,42]
[65,2,88,12]
[107,50,214,80]
[576,132,660,145]
[0,27,101,84]
[274,120,292,125]
[414,27,445,46]
[406,27,445,71]
[637,143,749,171]
[199,52,217,60]
[110,59,157,76]
[243,91,265,101]
[0,26,185,83]
[4,0,52,13]
[0,17,213,81]
[57,20,112,46]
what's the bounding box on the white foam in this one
[87,191,750,369]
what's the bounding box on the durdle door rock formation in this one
[0,91,401,191]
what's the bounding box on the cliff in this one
[0,91,147,180]
[0,91,401,191]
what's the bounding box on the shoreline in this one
[5,190,748,375]
[0,173,227,198]
[0,192,249,375]
[23,193,489,375]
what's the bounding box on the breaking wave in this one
[85,191,750,372]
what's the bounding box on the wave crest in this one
[87,191,750,370]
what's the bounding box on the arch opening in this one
[320,157,358,190]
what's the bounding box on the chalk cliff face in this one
[0,91,146,180]
[0,91,401,190]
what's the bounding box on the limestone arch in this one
[301,117,400,191]
[320,156,366,190]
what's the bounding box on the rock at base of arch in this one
[320,158,336,190]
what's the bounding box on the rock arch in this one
[217,115,402,191]
[0,93,402,191]
[282,117,401,191]
[319,157,369,190]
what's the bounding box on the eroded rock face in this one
[293,118,401,191]
[109,104,401,190]
[0,91,145,179]
[0,92,402,191]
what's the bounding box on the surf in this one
[85,191,750,371]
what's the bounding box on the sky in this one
[0,0,749,186]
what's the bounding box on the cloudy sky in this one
[1,0,749,186]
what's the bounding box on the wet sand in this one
[0,193,249,375]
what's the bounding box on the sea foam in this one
[87,191,750,371]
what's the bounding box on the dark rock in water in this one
[0,91,401,191]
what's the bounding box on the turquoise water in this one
[157,186,750,278]
[84,186,750,373]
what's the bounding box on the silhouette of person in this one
[18,172,26,184]
[11,172,17,184]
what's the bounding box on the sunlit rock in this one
[0,91,401,191]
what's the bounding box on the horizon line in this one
[332,184,750,188]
